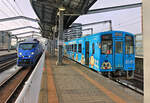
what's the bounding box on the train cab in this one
[100,31,135,78]
[17,38,42,66]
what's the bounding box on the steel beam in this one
[17,34,41,39]
[0,16,39,22]
[4,26,40,32]
[13,31,41,36]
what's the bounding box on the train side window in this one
[68,45,69,51]
[101,34,112,54]
[69,45,71,51]
[72,44,73,51]
[115,41,123,53]
[92,43,95,54]
[67,45,68,51]
[78,44,82,53]
[73,44,77,52]
[125,35,134,54]
[70,45,72,51]
[75,44,77,52]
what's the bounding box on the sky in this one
[0,0,39,38]
[0,0,142,38]
[74,0,142,35]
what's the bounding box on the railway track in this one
[115,78,143,95]
[0,67,32,103]
[134,72,143,83]
[0,53,17,73]
[113,72,143,95]
[0,58,17,73]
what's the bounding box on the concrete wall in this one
[143,0,150,102]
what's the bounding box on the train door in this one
[125,35,135,70]
[101,34,113,71]
[85,41,89,65]
[114,39,124,68]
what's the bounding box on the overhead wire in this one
[0,1,19,30]
[1,0,23,27]
[14,0,40,36]
[5,0,27,26]
[1,0,36,37]
[14,0,32,26]
[102,18,141,31]
[6,0,21,16]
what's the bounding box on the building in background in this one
[135,33,143,56]
[64,23,82,41]
[0,31,11,50]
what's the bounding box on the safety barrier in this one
[15,48,46,103]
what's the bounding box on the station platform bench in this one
[38,52,143,103]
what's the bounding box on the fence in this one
[15,47,46,103]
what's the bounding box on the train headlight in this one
[19,52,22,55]
[31,52,34,55]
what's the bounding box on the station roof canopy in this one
[30,0,97,38]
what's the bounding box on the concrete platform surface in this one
[38,52,143,103]
[0,50,16,56]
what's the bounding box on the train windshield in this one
[19,43,36,50]
[101,34,112,54]
[125,35,134,54]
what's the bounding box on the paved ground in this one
[38,52,143,103]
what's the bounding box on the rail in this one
[0,67,30,103]
[0,58,16,73]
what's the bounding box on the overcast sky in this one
[74,0,142,34]
[0,0,142,38]
[0,0,39,38]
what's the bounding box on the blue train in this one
[64,30,135,78]
[17,38,43,67]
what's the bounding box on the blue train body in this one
[17,38,43,67]
[64,31,135,78]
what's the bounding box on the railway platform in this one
[0,50,16,57]
[38,52,143,103]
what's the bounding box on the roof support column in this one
[8,34,11,52]
[48,39,52,54]
[51,32,55,56]
[57,9,64,65]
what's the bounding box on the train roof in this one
[65,30,134,43]
[84,30,134,37]
[19,38,40,44]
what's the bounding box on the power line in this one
[6,0,21,16]
[6,0,28,26]
[1,0,23,27]
[0,9,10,17]
[114,19,141,28]
[1,0,18,16]
[14,0,31,26]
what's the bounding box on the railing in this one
[15,47,46,103]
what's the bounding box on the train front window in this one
[115,41,123,53]
[101,34,112,54]
[125,35,134,54]
[19,43,36,50]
